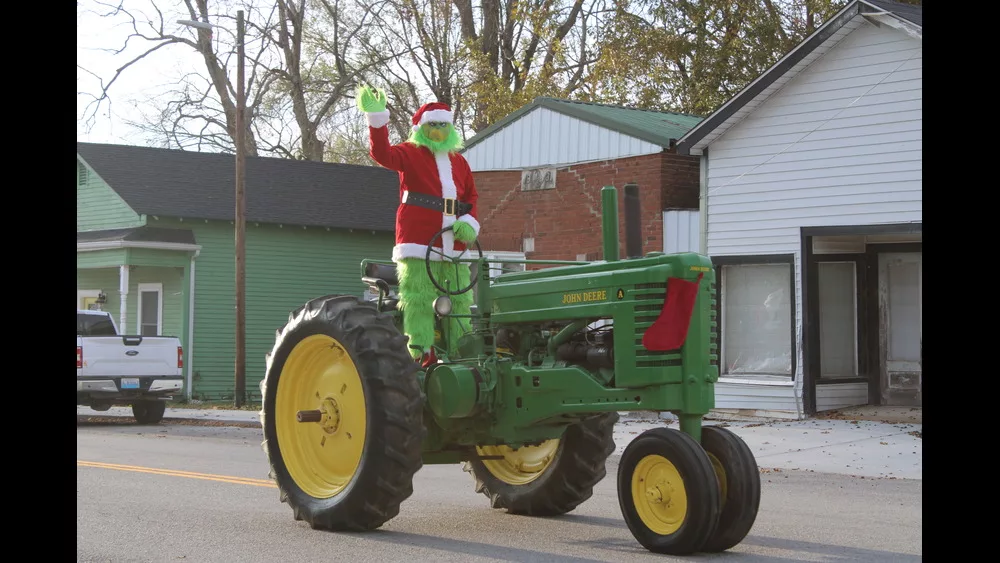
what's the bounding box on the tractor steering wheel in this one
[425,225,483,295]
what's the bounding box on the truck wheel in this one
[699,425,760,552]
[618,427,721,555]
[132,400,166,424]
[260,295,424,531]
[464,412,618,515]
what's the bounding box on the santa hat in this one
[412,102,453,132]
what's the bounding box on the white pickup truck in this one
[77,309,184,424]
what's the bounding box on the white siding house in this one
[676,0,922,419]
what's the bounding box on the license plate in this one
[121,378,140,389]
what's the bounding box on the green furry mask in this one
[408,122,463,153]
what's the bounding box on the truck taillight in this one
[77,346,83,369]
[177,346,184,369]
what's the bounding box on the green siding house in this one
[77,142,399,401]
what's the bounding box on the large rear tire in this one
[260,295,424,531]
[464,412,618,515]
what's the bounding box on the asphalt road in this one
[77,418,922,563]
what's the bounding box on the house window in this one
[719,261,793,377]
[137,283,163,336]
[818,262,858,378]
[486,252,527,281]
[471,252,526,304]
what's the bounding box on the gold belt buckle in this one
[443,198,456,216]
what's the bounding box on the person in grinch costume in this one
[356,85,480,367]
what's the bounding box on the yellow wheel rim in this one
[275,334,366,498]
[631,454,687,535]
[707,451,728,508]
[477,439,560,485]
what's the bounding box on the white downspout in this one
[119,265,130,334]
[186,249,200,400]
[699,151,709,254]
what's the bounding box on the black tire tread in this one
[700,425,761,552]
[618,427,721,555]
[260,295,424,532]
[464,412,618,516]
[132,400,166,424]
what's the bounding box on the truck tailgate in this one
[79,336,181,376]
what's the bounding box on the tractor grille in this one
[630,282,680,368]
[629,279,718,368]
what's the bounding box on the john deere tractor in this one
[259,184,760,555]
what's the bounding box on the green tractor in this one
[259,184,760,555]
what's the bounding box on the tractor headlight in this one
[433,296,453,316]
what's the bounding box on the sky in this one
[77,1,214,147]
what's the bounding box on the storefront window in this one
[721,263,793,376]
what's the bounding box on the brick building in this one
[460,98,704,269]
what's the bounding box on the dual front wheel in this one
[619,425,761,555]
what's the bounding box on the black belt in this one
[402,190,472,217]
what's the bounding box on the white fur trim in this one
[434,152,458,256]
[435,153,456,200]
[392,242,470,262]
[393,243,443,262]
[366,110,390,128]
[457,214,480,236]
[419,109,453,125]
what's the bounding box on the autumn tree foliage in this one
[78,0,863,161]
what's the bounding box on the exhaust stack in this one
[600,186,619,262]
[624,183,642,258]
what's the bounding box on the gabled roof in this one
[462,97,703,152]
[77,142,400,232]
[675,0,921,156]
[867,0,920,26]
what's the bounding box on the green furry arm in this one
[453,220,476,243]
[356,85,388,114]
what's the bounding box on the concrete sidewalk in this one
[78,405,922,481]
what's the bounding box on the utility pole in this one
[176,12,248,407]
[234,9,247,408]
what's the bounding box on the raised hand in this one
[356,84,388,114]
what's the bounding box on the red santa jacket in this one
[367,117,480,263]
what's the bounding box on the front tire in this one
[700,425,761,552]
[464,412,618,515]
[132,400,165,424]
[618,427,721,555]
[260,295,424,531]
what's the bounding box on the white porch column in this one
[119,265,130,333]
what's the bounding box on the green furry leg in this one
[396,258,438,359]
[437,261,473,338]
[397,257,475,359]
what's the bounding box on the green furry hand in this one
[356,84,388,114]
[453,220,476,243]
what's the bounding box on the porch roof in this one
[77,226,197,245]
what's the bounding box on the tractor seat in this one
[364,262,399,286]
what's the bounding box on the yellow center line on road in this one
[78,460,277,488]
